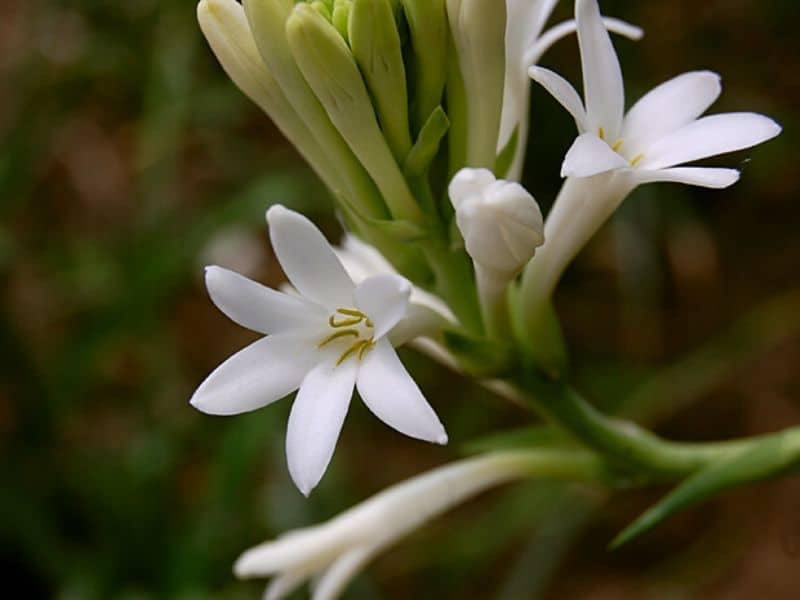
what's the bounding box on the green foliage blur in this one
[1,0,799,598]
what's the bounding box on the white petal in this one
[528,66,589,132]
[638,112,782,170]
[353,274,411,340]
[576,0,625,138]
[448,168,496,210]
[205,266,324,335]
[622,71,722,153]
[312,543,381,600]
[526,17,643,66]
[263,570,307,600]
[632,167,740,189]
[356,340,447,444]
[561,133,630,178]
[190,334,315,416]
[286,360,358,496]
[267,205,354,309]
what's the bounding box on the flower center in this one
[599,128,644,167]
[318,307,375,366]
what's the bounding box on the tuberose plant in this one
[193,0,794,597]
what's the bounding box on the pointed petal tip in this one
[266,203,291,223]
[436,432,449,445]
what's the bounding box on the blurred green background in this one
[2,0,799,598]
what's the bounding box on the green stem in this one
[517,372,800,479]
[420,240,483,335]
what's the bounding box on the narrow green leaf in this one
[403,106,450,178]
[611,428,800,548]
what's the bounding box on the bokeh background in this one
[2,0,799,597]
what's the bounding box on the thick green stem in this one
[517,372,800,479]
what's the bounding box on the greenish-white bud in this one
[449,168,543,338]
[450,168,543,277]
[286,4,423,224]
[446,0,507,169]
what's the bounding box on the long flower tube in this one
[235,450,609,600]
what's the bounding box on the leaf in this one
[403,106,450,178]
[611,429,800,548]
[335,191,431,241]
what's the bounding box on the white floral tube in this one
[235,450,604,600]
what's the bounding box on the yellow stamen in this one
[611,139,624,152]
[318,329,359,348]
[336,339,373,365]
[329,314,363,328]
[336,307,366,318]
[630,153,645,167]
[598,127,606,140]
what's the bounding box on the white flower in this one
[190,205,447,496]
[500,0,643,180]
[518,0,782,349]
[529,0,782,189]
[234,452,547,600]
[449,168,544,278]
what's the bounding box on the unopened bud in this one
[449,168,544,277]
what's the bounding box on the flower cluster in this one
[193,0,786,598]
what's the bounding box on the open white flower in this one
[190,205,447,496]
[518,0,782,351]
[529,0,782,189]
[501,0,642,180]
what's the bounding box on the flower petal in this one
[190,334,316,416]
[312,543,381,600]
[356,340,447,444]
[205,265,324,335]
[528,66,589,132]
[561,132,630,178]
[632,167,740,189]
[622,71,722,154]
[638,112,782,170]
[267,205,354,309]
[286,360,358,496]
[353,274,411,339]
[576,0,625,139]
[448,168,496,210]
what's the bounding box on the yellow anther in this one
[336,307,366,318]
[598,127,606,140]
[318,329,359,348]
[630,153,645,167]
[336,339,374,366]
[611,139,624,152]
[329,314,363,328]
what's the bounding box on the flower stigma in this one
[319,307,376,366]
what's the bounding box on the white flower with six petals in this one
[529,0,781,189]
[190,205,447,496]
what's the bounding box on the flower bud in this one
[449,168,544,276]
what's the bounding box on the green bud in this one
[331,0,352,40]
[403,106,449,178]
[286,4,423,223]
[243,0,386,220]
[348,0,412,163]
[198,0,340,195]
[310,1,332,21]
[446,0,506,169]
[400,0,448,134]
